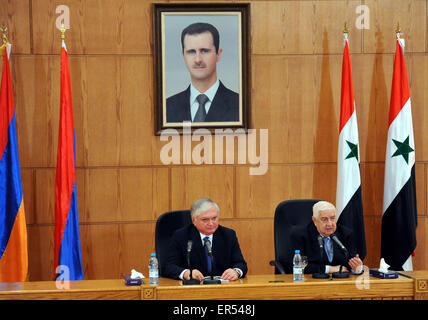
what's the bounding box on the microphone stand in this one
[182,242,200,285]
[312,236,330,279]
[203,243,221,285]
[332,235,350,279]
[332,262,350,278]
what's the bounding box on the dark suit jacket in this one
[166,81,239,123]
[163,224,247,279]
[289,222,358,274]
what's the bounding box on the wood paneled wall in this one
[1,0,427,280]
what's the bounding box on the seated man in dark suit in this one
[289,201,363,274]
[164,198,247,281]
[166,22,239,123]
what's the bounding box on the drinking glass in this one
[301,256,308,280]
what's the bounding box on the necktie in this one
[203,236,212,273]
[194,94,209,122]
[323,237,333,263]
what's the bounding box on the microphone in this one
[187,240,193,252]
[186,240,193,269]
[203,239,220,284]
[312,235,330,279]
[205,239,212,255]
[331,234,348,254]
[317,235,324,250]
[182,240,199,285]
[331,234,349,279]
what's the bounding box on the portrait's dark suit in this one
[166,81,239,123]
[288,222,358,274]
[163,224,247,279]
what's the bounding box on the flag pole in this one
[343,22,349,44]
[395,22,401,39]
[60,23,66,40]
[343,22,349,34]
[0,26,9,55]
[395,22,405,50]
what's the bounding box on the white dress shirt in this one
[189,80,220,121]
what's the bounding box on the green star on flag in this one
[391,136,414,164]
[345,140,359,161]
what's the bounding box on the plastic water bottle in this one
[293,250,303,281]
[149,253,159,285]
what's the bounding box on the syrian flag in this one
[381,37,417,271]
[336,35,366,259]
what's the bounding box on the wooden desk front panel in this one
[0,279,142,300]
[154,274,414,300]
[0,273,420,300]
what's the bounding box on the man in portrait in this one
[166,22,239,123]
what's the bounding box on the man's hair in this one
[312,201,336,220]
[181,22,220,53]
[190,198,220,219]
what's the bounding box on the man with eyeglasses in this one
[164,198,247,281]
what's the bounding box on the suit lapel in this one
[211,228,221,262]
[179,86,192,121]
[205,82,229,122]
[190,226,208,272]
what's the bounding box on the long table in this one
[0,271,427,300]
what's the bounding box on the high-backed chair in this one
[155,210,192,277]
[270,199,320,274]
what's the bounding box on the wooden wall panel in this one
[223,219,274,275]
[80,224,121,279]
[352,54,392,162]
[1,0,427,280]
[424,164,428,216]
[84,168,169,222]
[31,168,169,224]
[0,0,31,54]
[360,163,385,216]
[80,222,156,280]
[34,169,56,224]
[27,225,54,281]
[416,163,426,216]
[364,0,427,53]
[407,55,428,162]
[13,56,60,168]
[236,165,314,219]
[414,217,428,269]
[236,163,337,218]
[171,166,234,218]
[84,56,154,166]
[252,54,342,164]
[31,0,154,55]
[362,216,382,268]
[21,169,35,225]
[251,0,363,54]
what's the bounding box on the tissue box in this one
[369,268,398,279]
[124,274,143,286]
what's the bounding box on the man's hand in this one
[221,268,239,281]
[183,269,205,281]
[348,254,363,273]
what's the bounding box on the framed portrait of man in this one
[153,3,250,134]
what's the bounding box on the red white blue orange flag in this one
[0,44,28,282]
[54,39,84,280]
[381,35,417,271]
[335,33,366,259]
